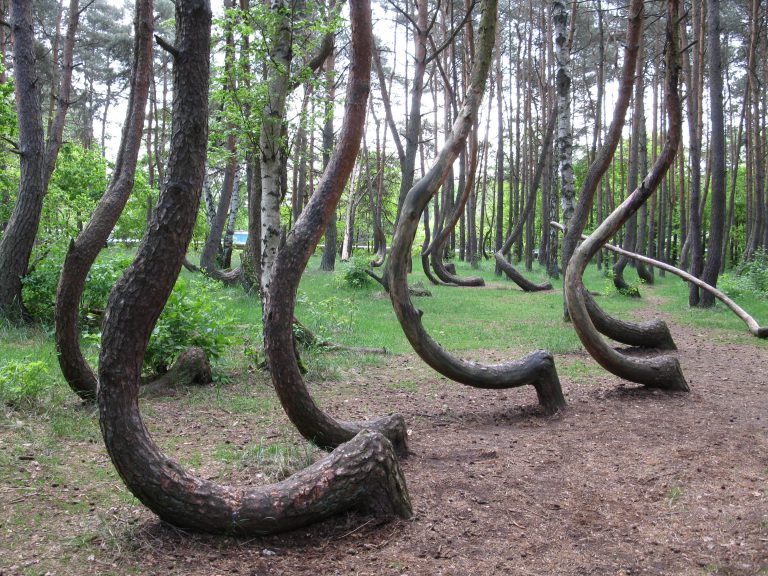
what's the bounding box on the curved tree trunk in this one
[199,0,240,285]
[263,0,408,455]
[55,0,153,401]
[613,31,646,295]
[583,290,676,349]
[425,116,484,287]
[552,223,676,350]
[98,0,410,534]
[564,0,688,392]
[561,0,644,320]
[553,222,767,339]
[388,0,565,414]
[493,104,557,292]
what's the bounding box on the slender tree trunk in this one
[0,0,78,320]
[684,1,705,305]
[0,0,45,320]
[320,33,338,271]
[200,0,238,276]
[554,0,574,279]
[700,0,726,306]
[55,0,153,400]
[260,2,296,295]
[494,43,504,276]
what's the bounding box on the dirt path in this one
[2,311,767,575]
[97,319,768,576]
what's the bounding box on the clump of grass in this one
[666,482,683,506]
[240,439,319,482]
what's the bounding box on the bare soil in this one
[2,314,767,575]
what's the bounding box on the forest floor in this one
[1,288,767,575]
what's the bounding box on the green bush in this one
[340,257,373,289]
[721,249,768,299]
[22,244,133,326]
[23,248,236,375]
[144,276,236,375]
[0,359,51,408]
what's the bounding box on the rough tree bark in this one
[98,0,410,534]
[564,0,688,391]
[55,0,153,401]
[262,0,409,454]
[0,0,45,320]
[0,0,78,321]
[388,0,565,414]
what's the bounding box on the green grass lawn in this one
[1,249,766,413]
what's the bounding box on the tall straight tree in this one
[699,0,726,306]
[260,1,297,296]
[554,0,574,282]
[320,7,338,272]
[683,1,705,305]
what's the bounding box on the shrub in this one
[0,359,51,408]
[22,247,236,375]
[144,276,236,375]
[340,257,373,289]
[721,249,768,299]
[22,244,133,326]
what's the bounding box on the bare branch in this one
[425,0,478,64]
[154,34,179,59]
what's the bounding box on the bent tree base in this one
[564,0,688,393]
[387,0,566,415]
[97,0,411,536]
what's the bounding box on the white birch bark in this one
[259,1,293,295]
[554,0,574,230]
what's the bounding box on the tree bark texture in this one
[0,0,46,320]
[564,0,688,392]
[259,1,295,295]
[320,39,338,272]
[388,0,565,414]
[97,0,410,534]
[55,0,153,401]
[263,0,409,454]
[554,0,575,262]
[553,222,767,339]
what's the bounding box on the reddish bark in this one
[262,0,408,454]
[55,0,153,400]
[97,0,409,534]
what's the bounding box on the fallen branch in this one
[552,221,767,339]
